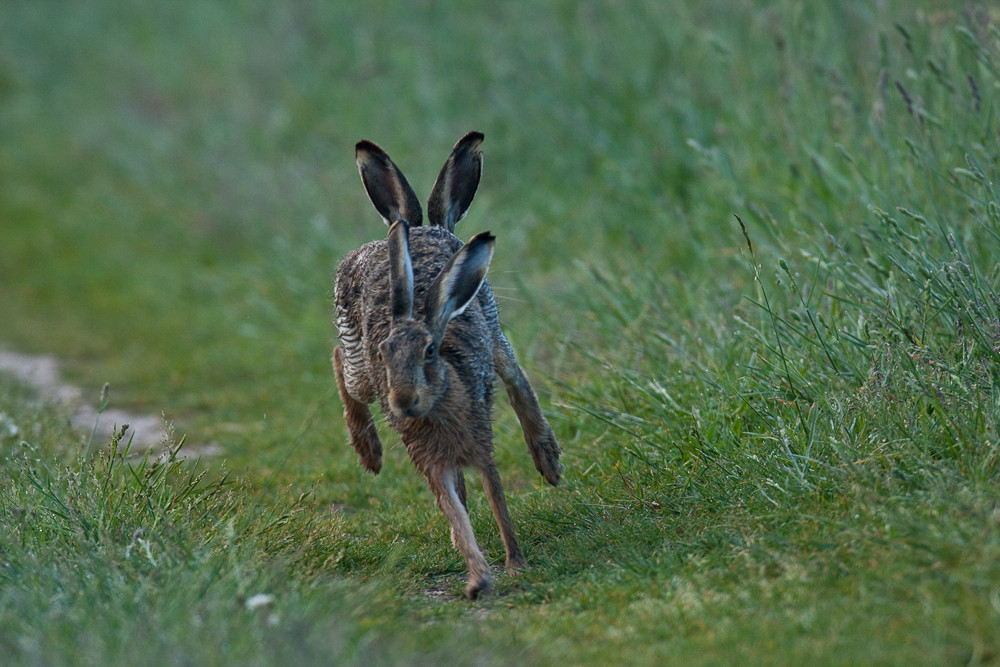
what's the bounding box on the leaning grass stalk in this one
[735,215,806,403]
[82,382,111,460]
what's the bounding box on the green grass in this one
[3,0,1000,664]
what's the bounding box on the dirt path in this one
[0,348,220,458]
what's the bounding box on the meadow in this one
[2,1,1000,664]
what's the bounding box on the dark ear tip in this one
[456,131,485,151]
[356,139,385,159]
[470,230,495,244]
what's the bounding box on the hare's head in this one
[354,133,492,419]
[378,220,495,419]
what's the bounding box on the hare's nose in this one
[390,389,423,418]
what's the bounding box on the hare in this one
[332,131,561,599]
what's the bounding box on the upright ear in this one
[387,220,414,322]
[427,131,484,232]
[425,230,495,342]
[356,140,424,226]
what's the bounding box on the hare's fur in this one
[333,132,561,599]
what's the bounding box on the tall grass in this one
[558,11,1000,657]
[564,1,1000,488]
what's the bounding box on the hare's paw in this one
[465,571,493,600]
[359,449,383,475]
[351,429,383,475]
[505,553,528,575]
[530,428,562,486]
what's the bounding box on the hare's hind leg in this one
[426,466,492,600]
[478,462,527,573]
[494,338,562,486]
[333,346,383,474]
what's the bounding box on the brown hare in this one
[332,131,561,599]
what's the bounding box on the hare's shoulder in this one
[336,240,384,278]
[335,242,386,302]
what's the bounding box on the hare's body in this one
[336,226,496,471]
[333,133,561,599]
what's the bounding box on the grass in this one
[2,0,1000,664]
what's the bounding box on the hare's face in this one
[377,320,445,419]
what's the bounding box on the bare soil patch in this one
[0,348,220,459]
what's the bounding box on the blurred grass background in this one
[3,1,1000,664]
[0,1,891,480]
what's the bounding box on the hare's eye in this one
[424,343,435,360]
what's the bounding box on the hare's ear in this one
[356,140,424,226]
[427,131,484,232]
[387,220,414,322]
[425,231,495,342]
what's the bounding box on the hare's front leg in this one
[446,471,469,551]
[333,346,383,474]
[494,338,562,486]
[479,461,527,573]
[426,466,492,600]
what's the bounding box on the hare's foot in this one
[465,571,493,600]
[352,426,383,475]
[529,427,562,487]
[506,553,528,575]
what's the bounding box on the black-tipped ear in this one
[425,230,495,342]
[427,131,484,232]
[356,140,424,226]
[387,220,414,322]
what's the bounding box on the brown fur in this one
[333,133,561,599]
